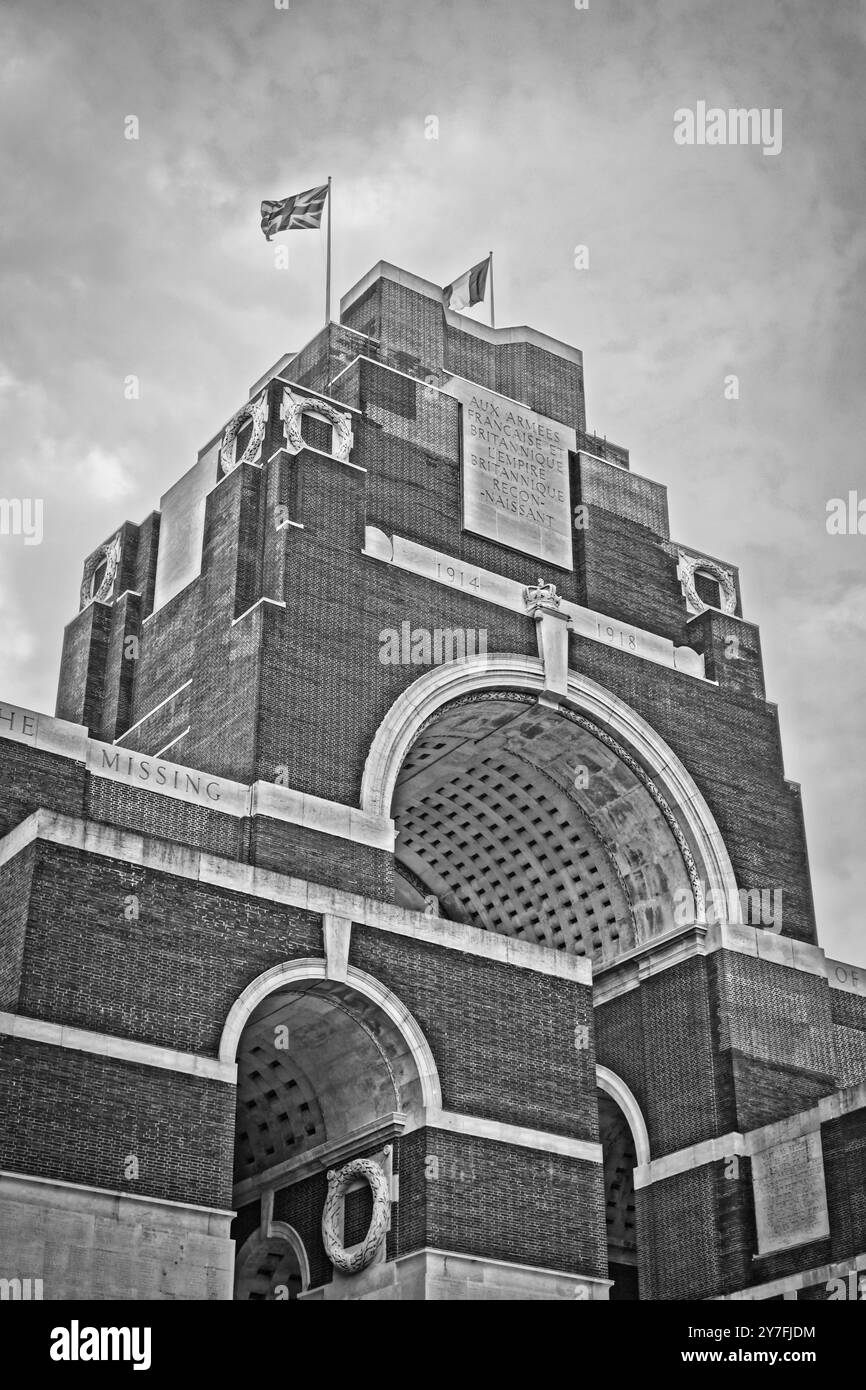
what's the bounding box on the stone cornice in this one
[0,809,594,986]
[0,698,394,852]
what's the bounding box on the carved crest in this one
[281,387,353,462]
[677,551,737,618]
[219,391,269,476]
[522,577,561,613]
[79,532,122,610]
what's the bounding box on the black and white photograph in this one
[0,0,864,1352]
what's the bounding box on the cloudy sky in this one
[1,0,864,965]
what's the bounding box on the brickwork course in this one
[0,261,863,1302]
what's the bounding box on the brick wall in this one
[397,1128,605,1277]
[349,924,596,1139]
[0,1037,235,1208]
[16,841,322,1054]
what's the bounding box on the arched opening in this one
[353,661,732,1300]
[362,656,738,933]
[598,1089,639,1299]
[389,692,698,963]
[224,964,438,1300]
[234,1226,308,1301]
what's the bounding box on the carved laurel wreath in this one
[281,387,354,462]
[219,391,269,476]
[678,551,737,618]
[321,1158,390,1275]
[79,532,122,610]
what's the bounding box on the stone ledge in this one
[0,1009,237,1085]
[0,809,593,986]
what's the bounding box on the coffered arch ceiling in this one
[233,978,425,1187]
[392,694,696,965]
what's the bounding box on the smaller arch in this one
[596,1065,650,1167]
[234,1221,310,1300]
[218,957,443,1112]
[269,1222,310,1291]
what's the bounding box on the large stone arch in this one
[361,655,738,962]
[597,1066,650,1166]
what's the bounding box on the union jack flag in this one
[260,184,329,241]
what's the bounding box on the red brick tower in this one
[1,263,864,1300]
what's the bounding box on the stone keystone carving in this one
[219,391,269,476]
[522,577,562,613]
[281,387,354,463]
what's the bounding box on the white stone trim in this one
[634,1133,744,1190]
[114,681,192,744]
[425,1109,602,1164]
[233,1115,407,1204]
[359,653,738,915]
[0,1169,234,1219]
[747,1080,866,1154]
[218,957,443,1113]
[0,1010,236,1084]
[633,1081,866,1189]
[154,727,190,759]
[401,1246,610,1285]
[596,1066,651,1167]
[363,529,707,681]
[329,353,454,400]
[271,377,363,417]
[0,698,394,851]
[2,807,855,997]
[0,810,593,985]
[594,920,833,1006]
[323,914,352,981]
[0,701,88,760]
[712,1252,866,1302]
[248,779,395,850]
[300,1245,612,1300]
[231,596,287,626]
[825,957,866,996]
[577,446,628,474]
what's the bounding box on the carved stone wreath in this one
[678,551,737,618]
[321,1157,390,1275]
[219,391,269,476]
[79,532,122,610]
[281,387,354,462]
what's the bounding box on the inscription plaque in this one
[752,1130,830,1256]
[445,376,575,570]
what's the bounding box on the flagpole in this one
[325,176,332,329]
[488,251,495,329]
